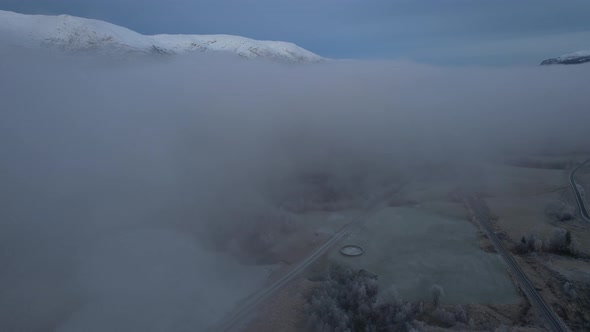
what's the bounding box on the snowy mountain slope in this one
[540,50,590,65]
[0,10,324,63]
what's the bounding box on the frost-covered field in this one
[330,206,520,304]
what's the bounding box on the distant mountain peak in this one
[0,10,324,63]
[540,50,590,65]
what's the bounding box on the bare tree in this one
[431,284,444,308]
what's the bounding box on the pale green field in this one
[329,206,520,305]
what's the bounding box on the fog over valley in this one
[1,47,590,331]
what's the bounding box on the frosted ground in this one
[330,206,520,305]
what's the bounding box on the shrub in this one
[545,201,575,221]
[305,265,422,332]
[455,305,468,324]
[432,308,456,327]
[547,228,574,255]
[515,232,542,254]
[563,281,577,299]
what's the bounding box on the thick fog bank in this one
[1,50,589,331]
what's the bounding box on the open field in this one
[328,206,519,305]
[552,258,590,282]
[481,156,590,250]
[245,155,590,331]
[478,154,590,330]
[481,163,567,197]
[487,193,564,243]
[216,155,590,331]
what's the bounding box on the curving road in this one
[465,195,570,332]
[569,158,590,222]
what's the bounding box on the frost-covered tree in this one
[431,285,444,308]
[305,265,421,332]
[433,308,456,327]
[548,228,573,254]
[455,305,468,324]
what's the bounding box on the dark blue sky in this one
[2,0,590,64]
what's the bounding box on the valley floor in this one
[225,153,590,331]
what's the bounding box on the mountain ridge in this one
[540,50,590,65]
[0,10,324,63]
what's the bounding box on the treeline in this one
[305,265,469,332]
[515,227,575,255]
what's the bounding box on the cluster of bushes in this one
[515,228,574,255]
[305,266,470,331]
[422,285,470,328]
[430,306,468,328]
[545,201,576,221]
[515,232,544,253]
[305,265,423,331]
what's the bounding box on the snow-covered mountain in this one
[540,50,590,65]
[0,10,324,63]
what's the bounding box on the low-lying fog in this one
[1,49,589,331]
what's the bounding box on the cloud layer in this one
[0,50,589,331]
